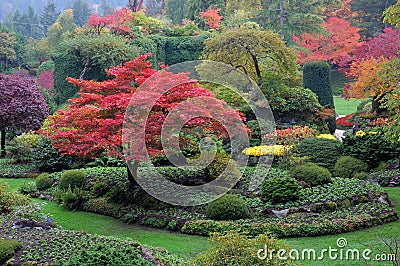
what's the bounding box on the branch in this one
[79,58,91,80]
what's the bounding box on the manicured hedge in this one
[303,61,336,133]
[149,34,210,65]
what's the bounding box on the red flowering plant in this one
[336,114,354,129]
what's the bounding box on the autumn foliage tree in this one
[199,5,224,30]
[347,27,400,64]
[0,73,49,157]
[292,17,363,65]
[44,54,249,185]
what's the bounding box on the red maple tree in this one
[199,5,224,30]
[43,54,249,165]
[87,8,134,35]
[348,27,400,62]
[292,17,363,65]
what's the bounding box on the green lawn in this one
[1,178,398,264]
[334,97,361,116]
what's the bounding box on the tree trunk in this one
[127,160,139,189]
[1,130,6,158]
[251,54,262,81]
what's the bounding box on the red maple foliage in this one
[345,27,400,63]
[37,70,54,95]
[87,8,134,35]
[199,5,223,30]
[43,54,249,163]
[292,17,363,65]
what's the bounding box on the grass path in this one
[334,97,361,116]
[1,178,399,265]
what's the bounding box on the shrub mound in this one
[334,156,368,179]
[58,169,86,190]
[36,173,53,191]
[260,177,299,203]
[291,162,332,187]
[0,239,22,264]
[206,194,249,221]
[295,138,341,172]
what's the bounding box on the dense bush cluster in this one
[0,239,22,264]
[58,169,86,190]
[334,156,368,178]
[342,131,400,169]
[260,177,299,203]
[295,138,342,172]
[206,194,249,221]
[291,162,332,187]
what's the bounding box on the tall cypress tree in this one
[303,61,336,133]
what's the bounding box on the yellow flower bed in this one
[316,134,337,140]
[355,130,366,137]
[242,145,293,157]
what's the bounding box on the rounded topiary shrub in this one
[0,240,22,264]
[260,177,299,203]
[334,156,368,179]
[295,138,342,172]
[206,194,249,221]
[58,169,86,190]
[36,173,53,191]
[291,162,332,187]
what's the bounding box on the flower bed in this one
[181,201,398,237]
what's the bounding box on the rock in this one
[271,209,289,218]
[378,196,388,205]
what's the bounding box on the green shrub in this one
[291,162,332,187]
[192,231,296,266]
[260,177,299,203]
[342,132,400,169]
[33,137,72,172]
[58,169,86,190]
[18,181,38,195]
[0,184,30,214]
[334,156,368,178]
[295,138,342,172]
[36,173,53,190]
[0,239,22,264]
[37,60,55,75]
[58,244,152,266]
[58,187,91,211]
[148,34,210,66]
[206,194,249,221]
[9,131,41,162]
[303,61,336,133]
